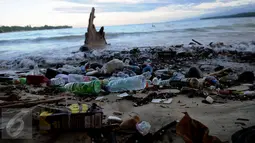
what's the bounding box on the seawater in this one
[0,17,255,67]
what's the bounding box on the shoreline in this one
[1,40,255,71]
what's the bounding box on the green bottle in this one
[64,80,101,95]
[13,78,27,84]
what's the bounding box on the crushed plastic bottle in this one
[106,75,146,92]
[64,80,101,95]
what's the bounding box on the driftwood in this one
[84,7,107,47]
[208,68,232,77]
[0,94,20,101]
[0,97,64,108]
[192,39,202,45]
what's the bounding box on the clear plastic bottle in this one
[106,75,146,92]
[64,80,101,95]
[152,77,170,86]
[68,74,84,83]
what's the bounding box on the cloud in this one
[1,0,254,27]
[194,0,255,10]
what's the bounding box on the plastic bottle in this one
[152,77,171,86]
[136,121,151,136]
[243,91,255,97]
[120,115,140,129]
[142,65,153,74]
[159,79,171,86]
[64,80,101,95]
[106,75,146,92]
[116,72,129,78]
[142,71,152,80]
[27,64,40,75]
[50,78,65,86]
[13,78,27,84]
[33,64,40,75]
[55,74,69,83]
[68,74,85,83]
[152,77,199,88]
[83,76,99,82]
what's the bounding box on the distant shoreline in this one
[201,12,255,20]
[0,25,72,33]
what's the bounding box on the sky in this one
[0,0,255,27]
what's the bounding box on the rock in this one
[79,45,89,52]
[186,67,203,78]
[83,7,107,47]
[238,71,255,83]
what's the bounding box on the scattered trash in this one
[120,115,140,129]
[13,77,27,84]
[26,75,49,85]
[108,116,122,123]
[64,80,101,95]
[151,98,173,104]
[176,112,225,143]
[39,103,103,133]
[117,92,129,98]
[113,111,123,116]
[136,121,151,136]
[106,75,146,92]
[205,96,214,104]
[95,96,104,101]
[50,78,65,86]
[1,47,255,142]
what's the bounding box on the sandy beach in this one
[0,44,255,143]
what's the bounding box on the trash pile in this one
[0,49,255,142]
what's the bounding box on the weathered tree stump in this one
[84,7,107,47]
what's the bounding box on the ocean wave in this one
[0,35,84,44]
[0,23,254,45]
